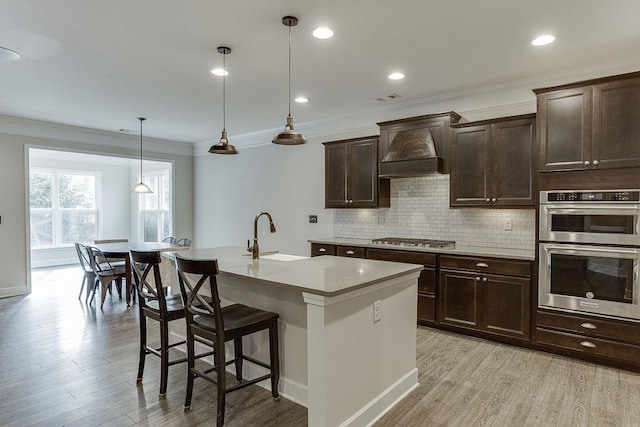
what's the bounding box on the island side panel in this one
[304,271,420,427]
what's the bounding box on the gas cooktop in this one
[371,237,456,249]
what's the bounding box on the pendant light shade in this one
[272,16,307,145]
[132,117,153,193]
[209,46,238,155]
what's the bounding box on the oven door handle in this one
[545,205,640,215]
[544,244,639,255]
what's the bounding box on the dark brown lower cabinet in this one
[536,310,640,365]
[439,256,531,341]
[366,248,437,325]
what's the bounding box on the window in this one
[30,170,99,248]
[140,171,171,242]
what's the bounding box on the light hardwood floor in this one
[1,266,639,426]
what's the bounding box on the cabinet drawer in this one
[537,310,640,344]
[336,246,365,258]
[536,328,640,364]
[311,243,336,256]
[440,255,531,277]
[418,294,436,323]
[366,248,436,266]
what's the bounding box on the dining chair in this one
[162,236,177,244]
[87,246,127,308]
[130,250,190,397]
[74,243,96,301]
[176,238,191,247]
[175,255,280,426]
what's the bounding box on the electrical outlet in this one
[309,215,318,224]
[373,300,382,323]
[503,218,513,231]
[371,212,379,225]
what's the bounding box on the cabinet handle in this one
[349,200,354,204]
[593,160,599,166]
[476,262,489,268]
[318,248,326,252]
[485,198,490,203]
[580,341,597,349]
[491,198,497,203]
[580,322,597,330]
[346,250,354,255]
[482,277,487,282]
[475,276,481,281]
[584,160,591,166]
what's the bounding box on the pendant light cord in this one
[222,51,226,132]
[288,24,292,116]
[139,118,143,177]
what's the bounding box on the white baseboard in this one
[0,285,29,298]
[30,258,78,268]
[341,368,419,427]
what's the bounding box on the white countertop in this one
[163,246,423,297]
[308,237,535,261]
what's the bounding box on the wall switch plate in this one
[503,218,513,231]
[373,299,382,323]
[309,215,318,224]
[371,212,379,225]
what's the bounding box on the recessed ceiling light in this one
[388,72,405,80]
[312,27,334,39]
[211,68,228,76]
[0,47,21,60]
[294,96,309,103]
[531,35,555,46]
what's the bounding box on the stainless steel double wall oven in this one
[539,190,640,320]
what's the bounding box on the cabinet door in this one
[418,267,437,324]
[324,144,348,207]
[593,77,640,169]
[348,138,378,206]
[492,118,536,206]
[439,269,482,330]
[450,124,491,206]
[483,274,530,340]
[538,87,593,171]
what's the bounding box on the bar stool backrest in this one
[175,256,224,337]
[130,250,168,312]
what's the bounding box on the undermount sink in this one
[260,253,308,262]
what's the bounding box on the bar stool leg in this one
[184,329,196,410]
[234,338,243,381]
[137,313,147,383]
[269,320,280,399]
[159,317,169,397]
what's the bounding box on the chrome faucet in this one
[247,212,276,259]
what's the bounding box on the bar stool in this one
[175,255,280,427]
[130,250,213,397]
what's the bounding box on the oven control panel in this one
[545,190,640,202]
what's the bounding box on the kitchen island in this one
[164,246,422,427]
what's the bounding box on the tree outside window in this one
[30,170,98,248]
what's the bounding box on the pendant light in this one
[131,117,153,193]
[272,16,307,145]
[209,46,238,155]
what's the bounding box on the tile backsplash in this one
[334,175,535,250]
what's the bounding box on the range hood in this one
[378,127,444,178]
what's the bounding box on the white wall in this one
[194,140,333,256]
[0,119,193,298]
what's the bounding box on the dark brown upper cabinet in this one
[377,112,461,175]
[450,114,536,207]
[535,71,640,172]
[323,136,390,208]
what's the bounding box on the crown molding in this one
[0,114,193,156]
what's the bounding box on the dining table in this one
[92,241,189,307]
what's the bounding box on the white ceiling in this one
[2,0,640,147]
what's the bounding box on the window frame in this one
[29,168,101,249]
[138,169,172,242]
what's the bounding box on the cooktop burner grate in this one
[371,237,456,249]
